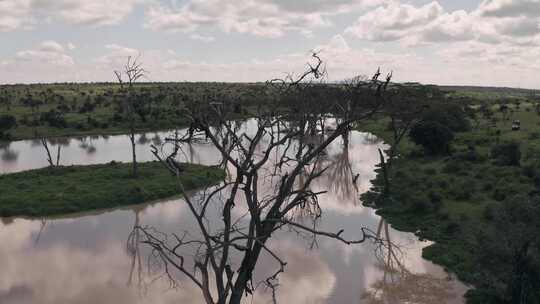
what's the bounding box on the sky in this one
[0,0,539,88]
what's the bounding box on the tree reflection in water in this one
[362,218,455,304]
[151,133,162,146]
[138,133,150,145]
[33,218,47,246]
[78,137,97,154]
[327,132,359,206]
[126,207,150,297]
[1,147,19,163]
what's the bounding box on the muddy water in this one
[0,125,467,304]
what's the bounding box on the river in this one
[0,123,468,304]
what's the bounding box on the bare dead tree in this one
[40,138,61,167]
[136,53,392,304]
[369,83,432,198]
[114,55,146,177]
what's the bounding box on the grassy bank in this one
[359,103,540,303]
[0,161,225,217]
[0,82,263,141]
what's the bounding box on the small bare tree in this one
[369,83,432,199]
[136,53,392,304]
[115,55,146,177]
[40,137,61,167]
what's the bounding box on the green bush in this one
[411,194,431,213]
[490,141,521,166]
[0,114,17,131]
[410,121,454,155]
[421,103,471,132]
[483,203,499,221]
[429,191,443,211]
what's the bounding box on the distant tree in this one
[372,82,431,196]
[0,114,17,139]
[500,103,512,122]
[0,90,11,110]
[40,109,67,128]
[491,141,521,166]
[409,121,454,155]
[40,138,61,167]
[114,56,146,177]
[476,196,540,303]
[481,103,494,122]
[131,91,152,122]
[421,102,470,132]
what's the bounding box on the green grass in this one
[0,82,264,140]
[360,104,540,303]
[0,161,225,217]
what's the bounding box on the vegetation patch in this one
[0,82,259,140]
[360,101,540,304]
[0,161,225,217]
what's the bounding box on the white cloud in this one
[346,0,540,45]
[95,44,140,66]
[0,0,33,32]
[0,0,141,31]
[50,0,139,26]
[345,1,445,41]
[143,0,381,37]
[15,40,74,66]
[39,40,66,53]
[189,33,215,43]
[478,0,540,18]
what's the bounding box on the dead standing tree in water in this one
[115,56,146,177]
[40,138,61,167]
[137,53,392,304]
[370,84,433,199]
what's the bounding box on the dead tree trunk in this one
[114,55,145,178]
[137,53,393,304]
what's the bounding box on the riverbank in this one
[4,121,191,141]
[0,161,225,217]
[0,82,260,141]
[359,104,540,303]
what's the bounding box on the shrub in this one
[445,221,460,234]
[451,181,474,201]
[483,203,499,221]
[442,159,463,174]
[79,100,97,113]
[40,110,67,128]
[421,103,471,132]
[0,115,16,131]
[493,188,507,201]
[411,195,431,213]
[429,191,443,211]
[529,132,540,140]
[490,141,521,166]
[0,115,16,139]
[437,178,449,189]
[424,167,437,175]
[409,121,454,155]
[482,183,494,191]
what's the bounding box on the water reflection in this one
[361,220,458,304]
[126,207,146,296]
[1,147,18,163]
[326,133,359,206]
[0,126,467,303]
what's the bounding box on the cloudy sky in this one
[0,0,539,88]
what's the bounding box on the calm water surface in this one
[0,125,468,304]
